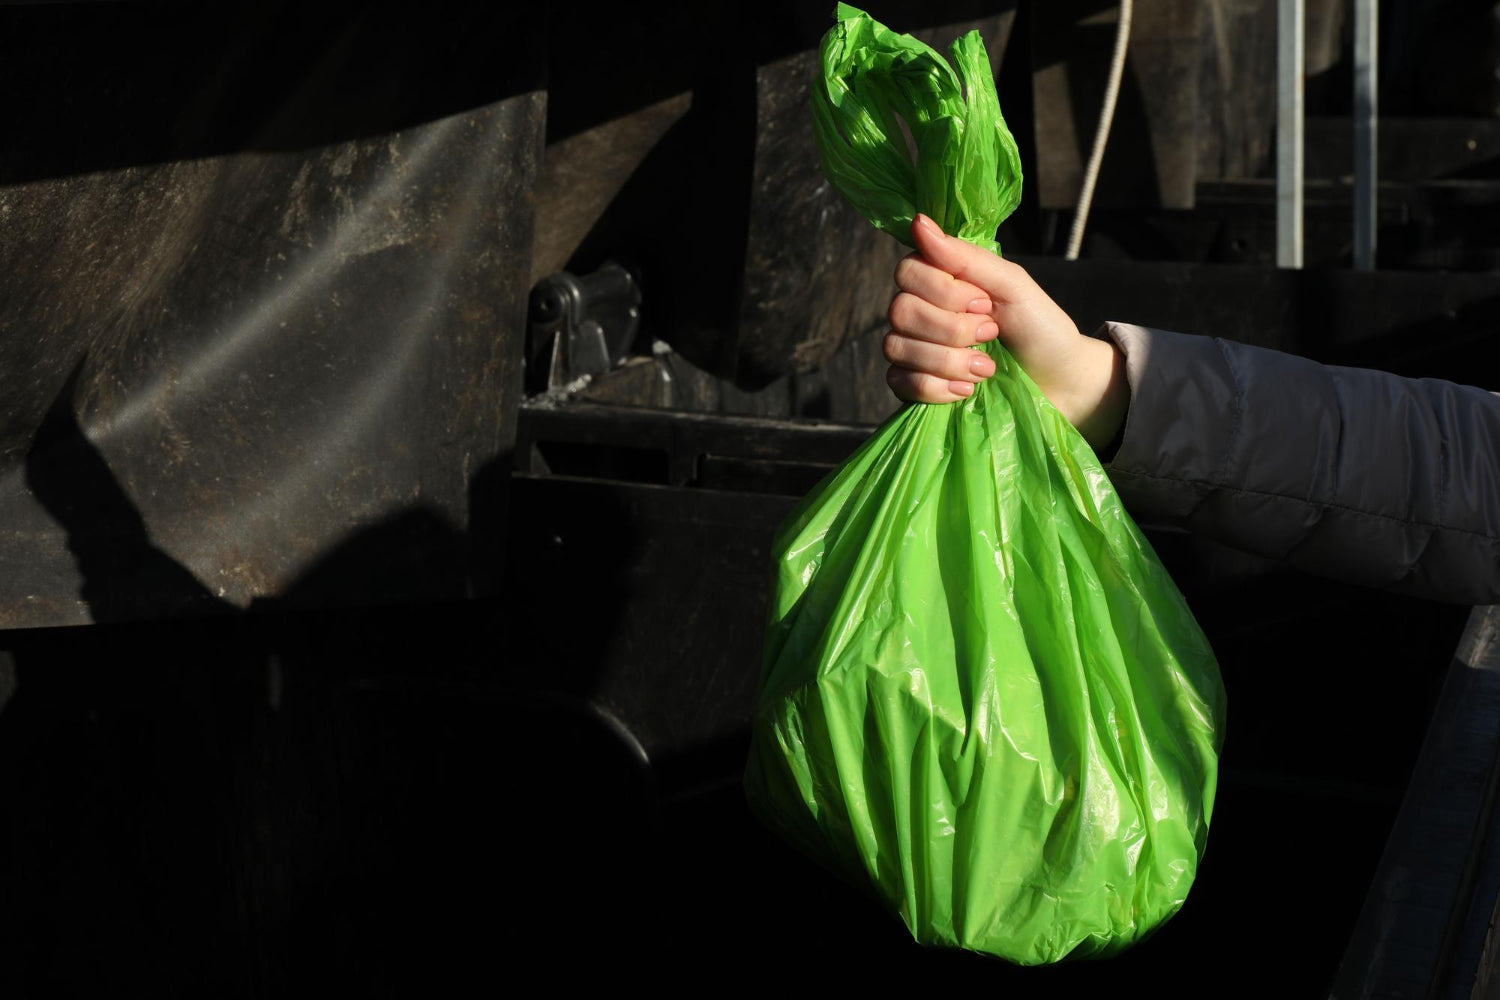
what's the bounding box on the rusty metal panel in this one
[0,4,544,628]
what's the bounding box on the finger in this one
[886,366,976,404]
[889,291,1000,347]
[910,214,1030,301]
[893,253,992,315]
[884,332,997,383]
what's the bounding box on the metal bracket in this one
[526,263,642,395]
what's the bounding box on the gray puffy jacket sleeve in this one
[1098,322,1500,604]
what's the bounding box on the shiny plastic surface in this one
[809,3,1022,253]
[744,5,1227,965]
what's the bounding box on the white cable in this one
[1065,0,1133,261]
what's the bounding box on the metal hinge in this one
[525,263,642,395]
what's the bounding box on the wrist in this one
[1059,337,1130,454]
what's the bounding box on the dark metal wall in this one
[0,4,550,995]
[1,4,543,627]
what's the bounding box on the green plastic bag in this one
[744,5,1226,965]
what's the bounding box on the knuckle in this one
[952,313,975,345]
[885,366,917,401]
[887,292,915,330]
[883,331,909,365]
[945,347,972,379]
[893,256,919,288]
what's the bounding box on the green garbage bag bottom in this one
[744,342,1226,966]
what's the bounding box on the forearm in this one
[1097,322,1500,604]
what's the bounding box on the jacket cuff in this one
[1095,322,1244,468]
[1088,321,1243,520]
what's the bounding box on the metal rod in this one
[1065,0,1134,261]
[1353,0,1378,270]
[1277,0,1305,269]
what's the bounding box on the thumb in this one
[911,214,1015,300]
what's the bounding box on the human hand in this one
[883,214,1130,451]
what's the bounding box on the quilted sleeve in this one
[1098,322,1500,605]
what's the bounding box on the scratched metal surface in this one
[0,4,544,626]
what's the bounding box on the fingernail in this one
[969,354,996,378]
[977,321,999,341]
[967,298,992,314]
[949,380,974,397]
[914,214,938,235]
